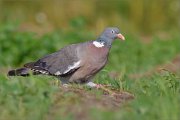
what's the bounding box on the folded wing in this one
[24,44,81,76]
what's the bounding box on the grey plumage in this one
[24,44,80,76]
[8,27,125,86]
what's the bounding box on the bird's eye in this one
[111,30,115,33]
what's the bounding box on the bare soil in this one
[45,86,134,120]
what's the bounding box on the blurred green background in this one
[0,0,180,34]
[0,0,180,120]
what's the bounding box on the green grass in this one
[0,24,180,120]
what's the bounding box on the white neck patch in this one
[93,41,104,48]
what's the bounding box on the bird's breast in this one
[68,43,110,82]
[81,44,110,72]
[88,43,110,59]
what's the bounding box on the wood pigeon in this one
[8,27,125,88]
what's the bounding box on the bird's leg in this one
[86,81,99,88]
[86,81,109,88]
[86,81,115,95]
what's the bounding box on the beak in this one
[117,33,125,41]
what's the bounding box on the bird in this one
[7,27,125,88]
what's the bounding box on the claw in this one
[95,84,103,89]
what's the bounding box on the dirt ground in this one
[45,86,134,120]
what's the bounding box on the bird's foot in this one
[86,82,111,89]
[94,84,103,89]
[86,82,115,95]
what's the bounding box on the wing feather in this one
[24,44,81,76]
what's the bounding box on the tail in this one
[8,62,46,77]
[7,68,30,76]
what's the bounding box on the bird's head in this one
[100,27,125,41]
[96,27,125,47]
